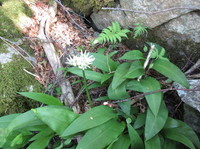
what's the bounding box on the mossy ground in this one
[0,0,43,116]
[0,55,43,116]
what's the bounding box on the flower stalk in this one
[82,70,93,108]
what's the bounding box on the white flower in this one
[66,51,95,70]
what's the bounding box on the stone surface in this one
[154,12,200,43]
[184,104,200,134]
[174,79,200,112]
[91,0,200,29]
[174,80,200,134]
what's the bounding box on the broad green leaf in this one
[88,82,103,89]
[67,67,103,82]
[162,129,195,149]
[163,118,200,149]
[109,134,131,149]
[124,60,144,79]
[97,48,107,54]
[145,100,168,141]
[10,132,32,148]
[108,51,118,57]
[126,80,143,92]
[0,114,20,129]
[91,53,118,72]
[152,58,189,88]
[145,135,161,149]
[127,119,144,149]
[29,127,54,141]
[108,82,130,100]
[163,139,176,149]
[119,50,145,60]
[76,119,125,149]
[27,134,54,149]
[18,92,63,106]
[111,62,131,89]
[101,73,113,84]
[118,100,131,115]
[127,77,162,116]
[61,106,117,137]
[133,113,146,129]
[8,110,44,131]
[33,106,78,135]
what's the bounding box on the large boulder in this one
[91,0,200,29]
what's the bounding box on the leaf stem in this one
[82,70,93,108]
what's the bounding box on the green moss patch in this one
[0,55,43,116]
[63,0,115,16]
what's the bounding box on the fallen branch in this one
[37,2,80,113]
[112,87,200,104]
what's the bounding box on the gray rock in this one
[154,12,200,43]
[174,79,200,112]
[184,104,200,134]
[91,0,200,29]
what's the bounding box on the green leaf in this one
[97,48,107,54]
[145,100,168,141]
[108,51,118,57]
[109,134,131,149]
[33,106,78,135]
[127,120,144,149]
[119,50,145,60]
[163,118,200,149]
[101,73,113,84]
[127,77,162,116]
[91,53,118,72]
[8,110,44,131]
[118,100,131,115]
[111,62,131,89]
[140,77,162,116]
[67,67,103,82]
[76,119,125,149]
[124,60,145,79]
[29,127,54,141]
[163,139,177,149]
[18,92,63,106]
[27,134,54,149]
[145,135,161,149]
[0,114,20,129]
[133,113,146,129]
[152,58,189,88]
[61,106,117,137]
[126,80,143,92]
[108,82,130,100]
[162,129,195,149]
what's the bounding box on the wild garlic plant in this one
[66,50,95,108]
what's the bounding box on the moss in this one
[0,44,9,54]
[63,0,115,16]
[0,55,43,116]
[0,0,32,42]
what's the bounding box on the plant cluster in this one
[0,22,199,149]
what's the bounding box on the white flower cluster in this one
[66,51,95,70]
